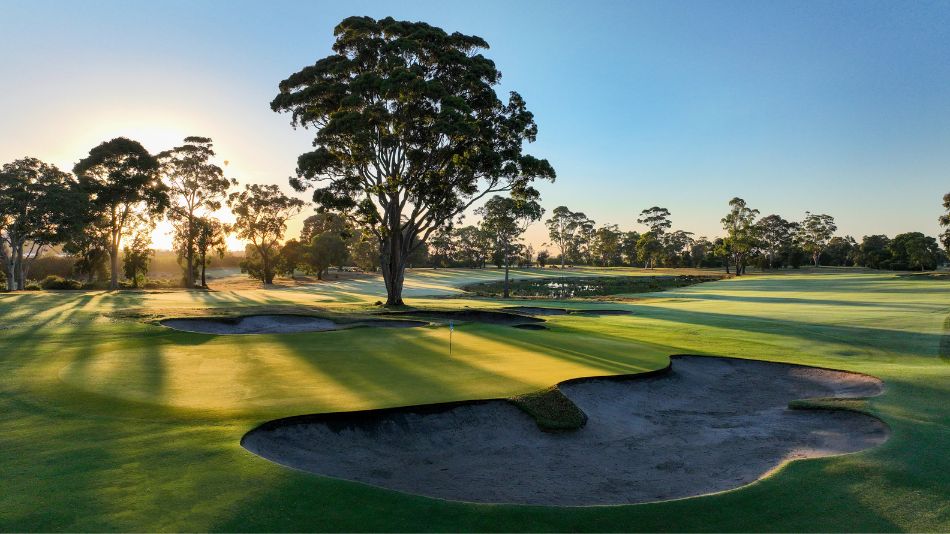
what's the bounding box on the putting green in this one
[0,268,948,531]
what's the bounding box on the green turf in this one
[0,268,948,531]
[510,385,588,431]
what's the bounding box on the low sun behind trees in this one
[159,137,235,289]
[271,16,555,305]
[1,16,949,291]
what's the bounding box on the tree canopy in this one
[228,184,305,284]
[637,206,672,235]
[797,212,837,266]
[271,15,555,304]
[73,137,167,290]
[939,192,950,253]
[477,191,543,297]
[158,136,234,288]
[720,197,759,275]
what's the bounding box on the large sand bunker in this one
[160,314,426,335]
[242,356,888,506]
[503,306,632,316]
[383,309,545,326]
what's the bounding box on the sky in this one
[1,0,948,250]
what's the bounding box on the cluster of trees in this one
[543,205,711,269]
[0,136,310,290]
[264,212,379,282]
[6,17,949,298]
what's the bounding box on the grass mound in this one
[509,386,588,431]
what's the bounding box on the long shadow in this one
[252,325,544,415]
[662,291,946,311]
[605,303,946,359]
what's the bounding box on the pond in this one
[463,275,718,299]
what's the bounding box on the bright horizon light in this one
[3,0,949,253]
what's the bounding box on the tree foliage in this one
[73,137,168,290]
[477,191,543,297]
[194,217,229,286]
[158,136,234,288]
[271,16,555,304]
[228,184,304,284]
[721,197,759,275]
[121,225,154,288]
[0,157,83,290]
[756,214,797,269]
[637,206,672,235]
[796,212,837,266]
[939,192,950,253]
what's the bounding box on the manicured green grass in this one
[510,385,588,431]
[0,268,948,531]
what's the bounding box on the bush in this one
[24,281,42,290]
[39,275,82,290]
[28,255,77,279]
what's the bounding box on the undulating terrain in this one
[0,268,947,531]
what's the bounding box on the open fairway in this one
[1,269,948,531]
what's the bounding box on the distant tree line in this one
[391,196,949,275]
[5,14,950,294]
[0,136,303,290]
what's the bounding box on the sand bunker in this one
[242,356,888,505]
[160,315,425,335]
[383,309,544,326]
[503,306,632,317]
[503,306,570,315]
[512,323,548,330]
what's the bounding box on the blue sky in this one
[1,0,948,248]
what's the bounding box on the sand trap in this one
[512,323,548,330]
[160,314,425,335]
[503,306,570,315]
[569,309,632,316]
[242,356,888,505]
[383,309,544,326]
[503,306,632,317]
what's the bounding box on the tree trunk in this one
[380,225,410,306]
[725,259,731,275]
[503,241,510,299]
[200,253,207,287]
[185,215,195,289]
[14,242,25,290]
[381,249,406,306]
[109,226,120,290]
[262,251,273,284]
[1,250,12,291]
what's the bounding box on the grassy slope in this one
[0,268,948,532]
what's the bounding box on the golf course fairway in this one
[1,268,947,531]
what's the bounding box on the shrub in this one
[24,281,42,290]
[39,275,82,290]
[28,255,77,279]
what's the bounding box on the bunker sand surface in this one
[242,356,889,506]
[160,314,425,334]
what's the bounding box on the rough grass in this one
[510,386,588,431]
[0,268,948,531]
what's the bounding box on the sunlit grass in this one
[0,268,948,531]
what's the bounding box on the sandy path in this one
[241,356,888,505]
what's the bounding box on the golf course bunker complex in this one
[504,306,632,316]
[383,309,545,327]
[242,356,889,506]
[159,314,426,335]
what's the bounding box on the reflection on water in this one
[464,275,717,298]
